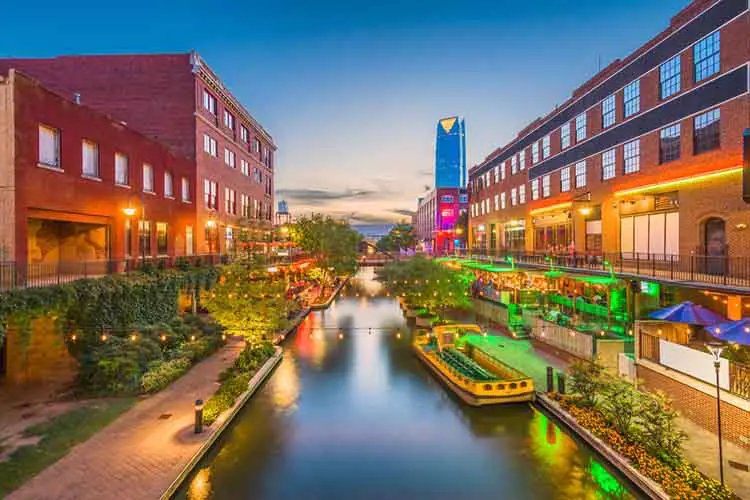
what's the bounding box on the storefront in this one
[618,193,679,257]
[503,220,525,251]
[532,212,571,253]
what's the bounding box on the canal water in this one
[177,267,641,500]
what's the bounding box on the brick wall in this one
[4,316,78,385]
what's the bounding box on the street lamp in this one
[706,341,725,486]
[206,216,217,256]
[123,193,146,263]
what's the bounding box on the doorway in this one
[703,217,726,275]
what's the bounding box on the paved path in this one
[8,340,245,500]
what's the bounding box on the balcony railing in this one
[454,248,750,289]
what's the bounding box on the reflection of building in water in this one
[187,467,212,500]
[270,356,301,411]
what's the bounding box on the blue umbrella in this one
[648,301,725,326]
[705,318,750,345]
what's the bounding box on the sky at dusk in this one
[1,0,689,224]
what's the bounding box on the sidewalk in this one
[7,340,245,500]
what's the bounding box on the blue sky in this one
[1,0,688,223]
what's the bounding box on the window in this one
[181,177,191,202]
[623,139,640,174]
[660,55,681,99]
[602,95,616,128]
[542,135,551,159]
[575,161,587,188]
[38,125,60,168]
[493,166,499,183]
[511,188,517,206]
[143,164,154,193]
[560,167,571,192]
[511,155,518,174]
[204,179,218,209]
[252,138,261,153]
[225,188,236,215]
[156,222,168,255]
[519,150,526,170]
[623,80,640,118]
[241,194,251,218]
[115,152,129,185]
[164,171,174,197]
[694,31,720,82]
[560,123,571,149]
[203,90,217,114]
[185,226,194,256]
[441,195,454,203]
[532,142,539,164]
[493,194,499,211]
[500,192,506,209]
[519,184,526,204]
[694,108,720,154]
[575,113,587,142]
[542,175,551,198]
[81,140,99,178]
[500,161,506,180]
[240,159,249,176]
[224,148,236,168]
[459,194,468,203]
[240,126,249,142]
[602,149,616,181]
[223,110,235,130]
[659,124,681,164]
[531,179,540,200]
[203,134,217,157]
[138,220,152,257]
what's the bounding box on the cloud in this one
[349,213,398,224]
[391,209,415,217]
[276,187,378,202]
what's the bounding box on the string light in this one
[191,335,196,341]
[101,334,108,342]
[160,334,167,342]
[130,334,138,342]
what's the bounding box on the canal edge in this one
[310,276,350,310]
[160,348,284,500]
[534,393,669,500]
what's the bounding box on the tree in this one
[290,214,361,287]
[568,360,607,407]
[376,224,416,252]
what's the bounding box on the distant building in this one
[276,200,292,226]
[414,188,468,254]
[435,117,466,188]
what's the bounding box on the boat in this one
[413,323,535,406]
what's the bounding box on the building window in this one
[660,55,681,99]
[659,124,681,164]
[115,152,129,186]
[143,164,154,193]
[575,113,587,142]
[252,138,261,153]
[531,179,540,200]
[459,194,468,203]
[532,142,539,164]
[500,192,506,209]
[156,222,168,255]
[602,149,616,181]
[500,161,506,180]
[560,123,571,150]
[694,31,720,82]
[223,110,235,130]
[694,108,720,154]
[224,148,236,168]
[240,126,249,143]
[542,175,551,198]
[602,95,616,128]
[164,171,174,197]
[542,135,551,159]
[185,226,194,256]
[493,166,499,183]
[519,184,526,204]
[204,179,218,210]
[181,177,191,202]
[203,90,216,115]
[623,139,640,174]
[38,125,60,168]
[511,155,518,175]
[81,140,99,178]
[240,159,249,176]
[519,150,526,170]
[441,195,454,203]
[225,188,236,215]
[241,194,250,217]
[493,194,499,211]
[575,160,587,188]
[560,167,571,192]
[138,220,152,257]
[623,80,640,118]
[511,188,518,206]
[203,134,217,157]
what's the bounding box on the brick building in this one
[0,52,276,255]
[0,70,195,270]
[414,187,468,253]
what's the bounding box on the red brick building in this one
[0,70,195,271]
[0,52,276,255]
[414,187,468,254]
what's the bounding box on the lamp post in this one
[706,341,725,486]
[123,192,146,265]
[206,216,217,258]
[194,399,204,434]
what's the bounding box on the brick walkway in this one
[8,340,244,500]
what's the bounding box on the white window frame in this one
[575,113,587,142]
[560,167,571,192]
[38,124,61,168]
[542,175,551,198]
[519,184,526,204]
[115,152,129,186]
[81,139,99,178]
[623,80,640,118]
[203,90,216,115]
[224,148,236,168]
[511,187,517,207]
[181,177,191,202]
[560,123,571,150]
[602,149,616,181]
[531,179,540,200]
[542,135,551,159]
[143,164,155,193]
[623,139,640,175]
[500,192,506,210]
[602,95,616,128]
[203,134,217,157]
[164,171,174,198]
[532,141,540,164]
[575,161,587,188]
[519,150,526,170]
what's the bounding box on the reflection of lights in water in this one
[270,357,300,410]
[187,467,212,500]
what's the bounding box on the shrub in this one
[568,360,606,407]
[598,375,643,437]
[140,358,191,393]
[638,390,687,464]
[76,336,162,395]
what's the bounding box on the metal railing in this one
[454,248,750,289]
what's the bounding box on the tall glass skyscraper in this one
[435,116,466,188]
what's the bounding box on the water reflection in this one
[178,267,639,500]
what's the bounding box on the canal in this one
[178,267,642,500]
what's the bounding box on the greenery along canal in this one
[177,267,642,500]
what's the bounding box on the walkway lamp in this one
[705,341,725,486]
[194,399,204,434]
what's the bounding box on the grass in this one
[0,398,136,497]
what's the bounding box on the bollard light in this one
[194,399,204,434]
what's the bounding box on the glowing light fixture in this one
[614,167,742,197]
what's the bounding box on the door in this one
[704,218,726,275]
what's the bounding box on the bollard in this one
[194,399,204,434]
[557,373,566,395]
[546,366,554,393]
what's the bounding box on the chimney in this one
[73,92,81,105]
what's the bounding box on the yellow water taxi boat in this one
[414,323,535,406]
